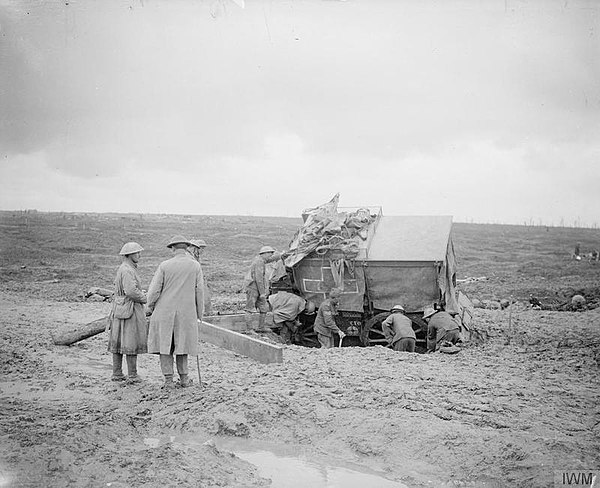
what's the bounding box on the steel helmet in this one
[304,301,316,314]
[259,245,276,254]
[422,306,437,319]
[166,235,192,248]
[189,239,207,249]
[390,304,405,312]
[119,242,144,256]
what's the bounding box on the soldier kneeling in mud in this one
[423,306,461,353]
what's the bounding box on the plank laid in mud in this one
[199,321,283,364]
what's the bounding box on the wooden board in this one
[199,320,283,364]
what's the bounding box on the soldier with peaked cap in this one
[147,235,204,389]
[244,245,283,332]
[107,242,148,383]
[188,239,212,316]
[381,304,416,352]
[423,306,461,352]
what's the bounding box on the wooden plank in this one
[199,321,283,364]
[202,313,274,332]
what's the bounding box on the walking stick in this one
[196,354,202,387]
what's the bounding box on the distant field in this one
[1,211,599,310]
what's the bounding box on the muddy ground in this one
[1,212,599,487]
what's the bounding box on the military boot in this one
[162,375,175,390]
[255,313,268,333]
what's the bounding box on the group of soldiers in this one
[108,238,463,389]
[244,245,462,353]
[107,235,206,389]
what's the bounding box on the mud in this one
[1,291,599,487]
[1,213,600,487]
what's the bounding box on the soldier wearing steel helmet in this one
[244,245,283,332]
[107,242,148,383]
[381,305,416,352]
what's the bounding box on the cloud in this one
[1,1,598,225]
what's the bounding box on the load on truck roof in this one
[283,194,458,315]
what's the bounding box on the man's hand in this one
[338,330,346,338]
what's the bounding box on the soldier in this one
[188,239,212,316]
[423,306,461,352]
[313,288,345,348]
[107,242,148,383]
[381,305,416,352]
[147,235,204,389]
[244,245,282,332]
[268,290,316,345]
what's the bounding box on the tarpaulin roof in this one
[366,215,453,262]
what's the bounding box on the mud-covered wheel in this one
[293,321,320,348]
[361,312,392,347]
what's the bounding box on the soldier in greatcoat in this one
[187,239,212,316]
[107,242,148,383]
[147,235,204,389]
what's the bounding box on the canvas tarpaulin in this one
[439,235,459,314]
[284,193,376,268]
[365,263,440,312]
[292,258,366,312]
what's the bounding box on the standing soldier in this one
[147,235,204,389]
[313,288,345,348]
[188,239,212,316]
[107,242,148,383]
[244,245,282,332]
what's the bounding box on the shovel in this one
[338,334,344,348]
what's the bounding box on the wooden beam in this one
[202,312,274,332]
[199,320,283,364]
[53,317,107,346]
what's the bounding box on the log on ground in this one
[53,317,108,346]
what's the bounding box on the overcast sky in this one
[1,0,599,225]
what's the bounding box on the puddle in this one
[145,435,409,488]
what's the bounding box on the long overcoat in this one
[147,249,204,355]
[107,260,148,355]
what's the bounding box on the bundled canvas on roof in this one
[284,194,458,314]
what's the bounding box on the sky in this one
[0,0,599,225]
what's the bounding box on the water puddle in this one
[144,436,408,488]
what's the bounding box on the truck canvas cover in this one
[284,195,458,314]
